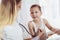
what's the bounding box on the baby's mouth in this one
[33,16,37,18]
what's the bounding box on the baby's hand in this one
[36,29,41,35]
[37,29,46,39]
[57,29,60,35]
[36,28,42,36]
[36,28,45,35]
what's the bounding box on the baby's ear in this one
[39,12,42,17]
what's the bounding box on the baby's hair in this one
[30,4,41,11]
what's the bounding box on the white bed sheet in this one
[47,34,60,40]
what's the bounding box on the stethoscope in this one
[16,21,32,36]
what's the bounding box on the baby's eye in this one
[35,11,38,13]
[31,12,34,14]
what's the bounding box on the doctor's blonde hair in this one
[0,0,16,25]
[0,0,21,39]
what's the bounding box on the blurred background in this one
[0,0,60,39]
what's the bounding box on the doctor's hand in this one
[36,28,47,40]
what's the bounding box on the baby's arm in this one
[28,21,44,37]
[28,21,36,37]
[43,18,60,35]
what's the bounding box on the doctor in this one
[0,0,23,40]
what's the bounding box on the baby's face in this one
[30,7,42,20]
